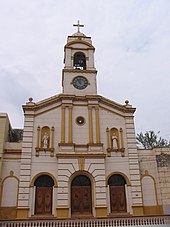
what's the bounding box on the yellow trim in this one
[88,106,93,143]
[0,207,17,219]
[51,126,55,149]
[65,39,95,49]
[4,150,21,154]
[95,106,100,143]
[120,128,124,149]
[63,69,97,73]
[36,126,40,148]
[30,172,58,188]
[143,205,163,215]
[106,127,110,149]
[57,153,105,158]
[23,94,135,115]
[78,157,85,170]
[61,106,65,143]
[106,171,131,186]
[68,106,73,143]
[56,207,69,219]
[132,206,144,216]
[141,170,159,206]
[95,206,107,217]
[16,207,29,219]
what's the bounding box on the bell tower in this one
[62,21,97,95]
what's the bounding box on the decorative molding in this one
[62,69,97,73]
[65,39,95,49]
[156,153,170,167]
[30,172,58,188]
[22,94,135,115]
[56,153,106,158]
[35,126,54,157]
[78,157,85,171]
[141,170,159,205]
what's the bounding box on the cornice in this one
[22,94,135,115]
[4,149,22,153]
[62,69,97,74]
[64,40,95,50]
[56,153,106,158]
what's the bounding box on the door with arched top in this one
[71,175,92,215]
[34,175,54,215]
[108,174,127,213]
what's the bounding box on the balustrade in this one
[1,216,170,227]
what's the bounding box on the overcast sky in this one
[0,0,170,140]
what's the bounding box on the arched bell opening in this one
[73,52,86,70]
[71,175,92,216]
[108,174,127,213]
[34,175,54,215]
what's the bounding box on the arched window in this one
[108,174,126,186]
[72,175,91,186]
[34,175,54,215]
[73,52,86,70]
[34,175,54,187]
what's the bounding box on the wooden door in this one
[110,186,126,213]
[72,186,92,215]
[35,187,52,215]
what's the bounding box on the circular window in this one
[76,116,85,125]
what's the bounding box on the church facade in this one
[0,24,170,220]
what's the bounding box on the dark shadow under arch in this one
[73,52,86,70]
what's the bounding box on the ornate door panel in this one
[35,187,52,215]
[110,186,126,213]
[72,186,92,215]
[36,187,44,214]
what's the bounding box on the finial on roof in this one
[29,97,33,102]
[73,20,84,33]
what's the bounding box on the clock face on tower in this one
[72,76,88,90]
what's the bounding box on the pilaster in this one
[125,116,143,215]
[61,106,65,143]
[95,106,100,143]
[88,106,93,143]
[68,106,73,143]
[17,110,34,218]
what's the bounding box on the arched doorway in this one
[34,175,54,215]
[108,174,127,213]
[71,175,92,216]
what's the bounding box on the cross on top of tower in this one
[73,20,84,33]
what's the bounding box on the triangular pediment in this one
[22,94,135,116]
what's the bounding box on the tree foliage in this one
[136,131,170,149]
